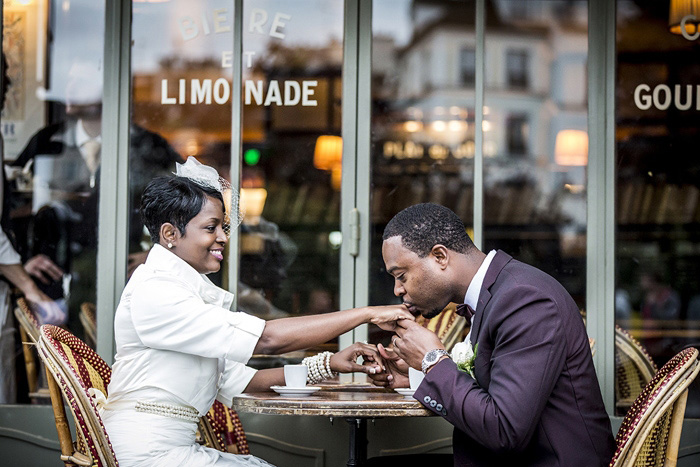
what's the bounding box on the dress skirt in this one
[101,407,275,467]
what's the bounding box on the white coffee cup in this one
[284,364,308,388]
[408,367,425,390]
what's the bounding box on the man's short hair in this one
[383,203,475,257]
[140,176,224,243]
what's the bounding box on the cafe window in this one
[0,0,105,405]
[130,0,344,361]
[615,0,700,417]
[506,49,529,89]
[483,0,588,323]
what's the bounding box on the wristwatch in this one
[421,349,450,374]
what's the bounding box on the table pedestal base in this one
[345,418,367,467]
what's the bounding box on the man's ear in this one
[431,244,449,269]
[160,222,179,247]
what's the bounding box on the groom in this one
[370,203,615,466]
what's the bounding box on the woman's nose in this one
[217,226,228,244]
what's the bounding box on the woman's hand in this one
[366,343,410,388]
[330,342,384,375]
[367,305,415,331]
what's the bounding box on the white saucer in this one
[270,385,321,397]
[394,388,416,397]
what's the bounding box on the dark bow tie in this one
[456,303,475,319]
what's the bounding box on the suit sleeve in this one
[415,283,566,453]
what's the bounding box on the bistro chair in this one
[36,324,250,465]
[610,346,699,467]
[615,324,658,413]
[416,303,468,352]
[79,302,97,349]
[13,297,50,400]
[36,324,118,466]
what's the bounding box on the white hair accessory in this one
[175,157,244,236]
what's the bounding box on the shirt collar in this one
[464,249,496,311]
[145,244,234,309]
[75,119,101,147]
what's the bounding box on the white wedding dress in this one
[103,245,274,467]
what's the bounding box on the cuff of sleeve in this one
[216,365,258,407]
[224,313,266,363]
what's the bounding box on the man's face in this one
[382,236,452,318]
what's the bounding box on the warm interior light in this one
[554,129,588,166]
[313,135,342,171]
[240,188,267,225]
[669,0,700,35]
[404,121,422,132]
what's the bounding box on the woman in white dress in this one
[101,158,412,467]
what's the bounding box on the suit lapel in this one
[470,250,513,347]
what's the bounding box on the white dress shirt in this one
[463,249,496,342]
[107,244,266,414]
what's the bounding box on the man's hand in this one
[368,304,415,331]
[392,319,445,369]
[365,343,410,389]
[28,298,68,326]
[24,254,63,284]
[330,342,383,375]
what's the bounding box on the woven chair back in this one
[416,303,467,352]
[37,324,118,467]
[203,400,250,455]
[14,297,50,398]
[610,347,700,467]
[615,325,658,412]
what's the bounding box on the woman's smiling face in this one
[173,195,227,274]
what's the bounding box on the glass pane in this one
[1,0,105,404]
[240,0,343,351]
[482,1,588,313]
[369,0,476,345]
[615,0,700,417]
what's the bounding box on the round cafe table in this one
[233,385,434,467]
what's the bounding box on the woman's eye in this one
[205,226,215,232]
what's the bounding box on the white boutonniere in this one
[451,341,478,378]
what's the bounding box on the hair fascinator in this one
[175,157,244,236]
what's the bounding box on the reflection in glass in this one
[483,1,588,314]
[616,0,700,417]
[239,0,344,334]
[1,0,105,404]
[369,0,476,344]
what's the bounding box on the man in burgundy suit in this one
[371,203,615,466]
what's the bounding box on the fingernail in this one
[369,368,376,374]
[387,375,393,381]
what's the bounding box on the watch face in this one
[426,350,440,363]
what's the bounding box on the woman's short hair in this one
[383,203,475,257]
[140,176,224,243]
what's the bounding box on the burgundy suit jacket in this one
[414,251,615,466]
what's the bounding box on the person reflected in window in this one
[9,61,182,333]
[0,55,65,404]
[640,270,681,321]
[101,158,413,467]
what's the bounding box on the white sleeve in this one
[0,228,21,265]
[215,361,258,407]
[131,275,266,362]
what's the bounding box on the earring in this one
[167,242,173,249]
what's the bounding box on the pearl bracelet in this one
[302,351,338,385]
